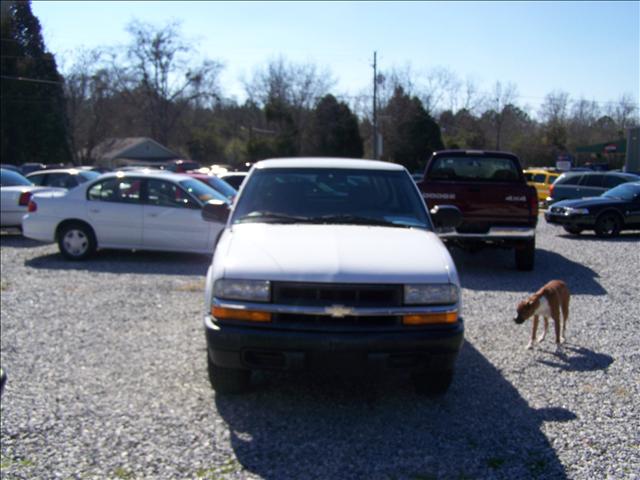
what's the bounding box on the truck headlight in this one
[404,284,458,305]
[214,279,271,302]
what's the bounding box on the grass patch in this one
[0,454,35,469]
[487,457,505,469]
[195,458,240,479]
[0,280,8,291]
[113,467,135,479]
[176,280,206,292]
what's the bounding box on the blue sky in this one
[32,1,639,114]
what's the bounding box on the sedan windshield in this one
[602,183,640,201]
[1,169,32,186]
[204,175,237,199]
[232,168,431,229]
[179,179,229,205]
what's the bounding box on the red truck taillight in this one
[18,191,32,206]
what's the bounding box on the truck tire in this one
[57,222,96,260]
[207,354,250,394]
[515,238,535,271]
[412,369,454,396]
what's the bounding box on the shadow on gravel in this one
[24,249,210,276]
[453,248,606,295]
[557,232,640,242]
[215,342,569,479]
[536,345,614,372]
[0,232,46,249]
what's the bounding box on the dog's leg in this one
[561,296,569,343]
[527,315,539,350]
[537,317,548,343]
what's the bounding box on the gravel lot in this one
[1,218,639,480]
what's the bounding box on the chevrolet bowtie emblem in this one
[325,305,353,318]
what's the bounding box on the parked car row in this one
[22,171,230,259]
[0,169,65,228]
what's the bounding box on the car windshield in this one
[231,168,431,229]
[602,183,640,201]
[204,175,237,199]
[429,156,521,181]
[79,170,101,182]
[179,179,229,204]
[1,169,32,186]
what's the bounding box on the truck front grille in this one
[273,313,400,328]
[272,282,402,307]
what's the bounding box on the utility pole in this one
[372,51,378,160]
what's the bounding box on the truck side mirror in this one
[430,205,462,229]
[202,199,230,223]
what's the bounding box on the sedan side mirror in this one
[430,205,462,229]
[202,199,230,223]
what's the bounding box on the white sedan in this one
[1,168,65,228]
[22,171,228,259]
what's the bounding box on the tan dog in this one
[513,280,570,350]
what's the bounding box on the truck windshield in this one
[232,168,431,229]
[429,156,521,182]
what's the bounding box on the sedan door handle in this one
[90,208,100,213]
[148,213,158,217]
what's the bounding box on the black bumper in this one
[204,317,464,373]
[545,212,596,228]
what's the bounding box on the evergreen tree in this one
[380,87,444,172]
[308,95,363,158]
[1,0,70,165]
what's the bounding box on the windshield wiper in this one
[307,214,412,228]
[236,211,313,224]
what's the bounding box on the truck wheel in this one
[412,369,454,396]
[207,354,250,394]
[563,226,582,235]
[594,213,622,238]
[515,238,535,271]
[58,222,96,260]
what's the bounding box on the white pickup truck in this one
[201,158,464,395]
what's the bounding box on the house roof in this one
[575,139,626,154]
[92,137,179,161]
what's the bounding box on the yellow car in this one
[523,169,560,203]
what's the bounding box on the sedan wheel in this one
[58,223,96,260]
[594,213,622,238]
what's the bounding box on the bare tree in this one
[607,93,639,131]
[243,57,335,152]
[487,81,519,149]
[63,48,113,165]
[243,57,335,110]
[111,20,223,146]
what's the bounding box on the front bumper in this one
[545,212,595,228]
[204,314,464,373]
[436,226,535,241]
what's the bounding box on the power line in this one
[0,75,63,85]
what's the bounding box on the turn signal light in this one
[212,306,271,323]
[27,200,38,212]
[402,311,458,325]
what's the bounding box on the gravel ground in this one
[1,218,639,480]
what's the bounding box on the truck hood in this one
[216,224,456,284]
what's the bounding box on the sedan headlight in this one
[214,279,271,302]
[404,284,458,305]
[564,207,590,215]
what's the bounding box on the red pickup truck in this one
[417,150,538,270]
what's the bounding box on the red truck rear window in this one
[428,156,521,182]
